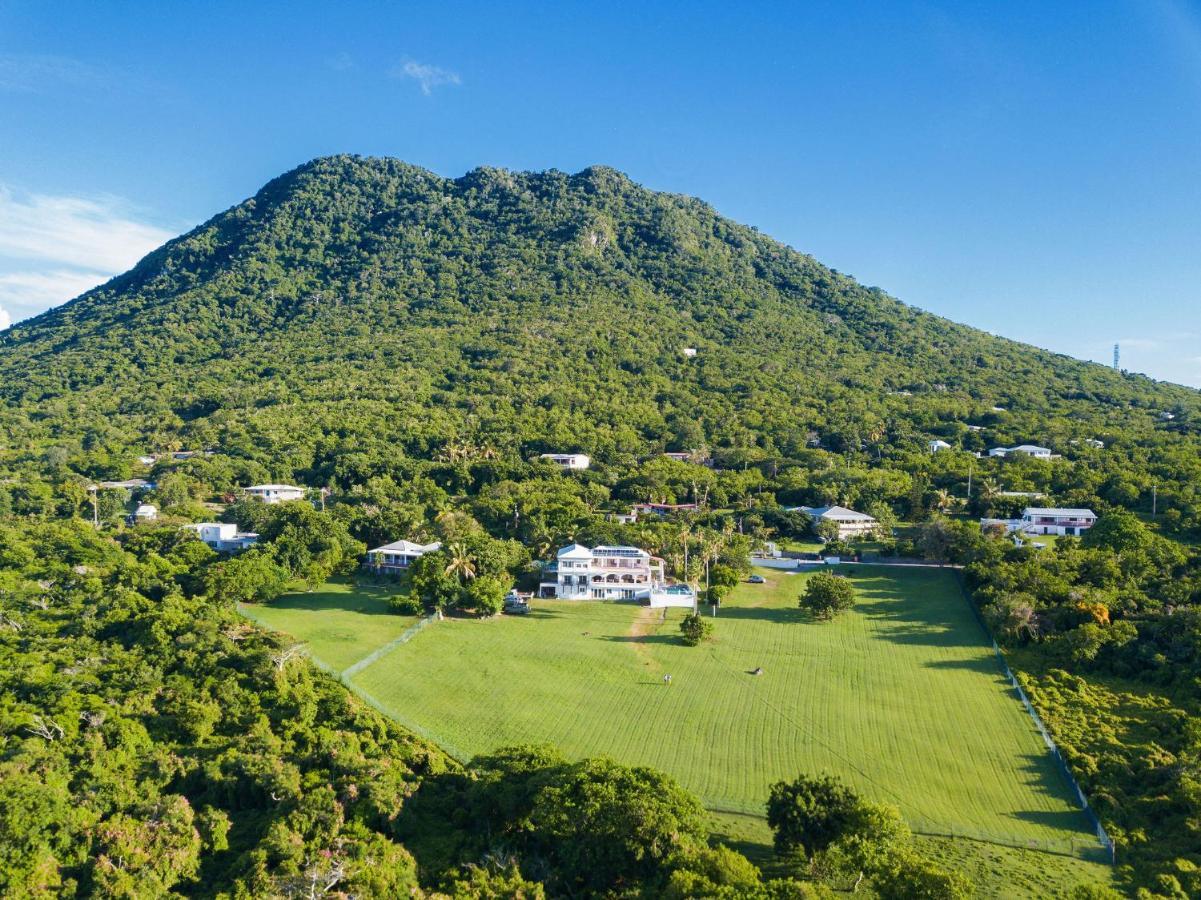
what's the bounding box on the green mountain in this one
[1,154,1196,475]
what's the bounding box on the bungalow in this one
[1022,507,1097,536]
[789,505,878,539]
[682,347,698,358]
[244,484,306,504]
[539,544,695,608]
[539,453,591,471]
[136,455,157,467]
[364,539,442,574]
[1083,439,1105,449]
[929,439,952,453]
[133,503,157,521]
[609,510,639,525]
[988,445,1052,459]
[184,522,259,552]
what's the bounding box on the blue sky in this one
[2,1,1200,386]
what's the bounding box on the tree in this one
[443,542,477,583]
[799,572,856,620]
[767,774,861,857]
[408,550,463,615]
[202,550,289,605]
[527,757,708,894]
[679,612,713,646]
[464,574,509,617]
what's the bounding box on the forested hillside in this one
[0,154,1197,478]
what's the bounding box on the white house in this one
[988,445,1052,459]
[682,347,698,357]
[133,503,157,521]
[539,544,695,607]
[244,484,307,504]
[1083,439,1105,449]
[980,507,1097,537]
[184,522,259,552]
[539,453,591,471]
[1022,507,1097,536]
[929,439,952,453]
[136,455,157,467]
[364,539,442,574]
[789,505,878,539]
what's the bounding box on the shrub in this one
[388,594,424,615]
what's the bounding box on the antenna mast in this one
[1113,343,1120,371]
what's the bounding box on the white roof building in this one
[183,522,259,552]
[929,439,952,453]
[539,453,591,471]
[1022,507,1097,536]
[539,544,694,608]
[244,484,306,504]
[134,504,157,521]
[788,505,878,538]
[988,445,1052,459]
[364,539,442,572]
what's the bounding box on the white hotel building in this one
[539,544,695,608]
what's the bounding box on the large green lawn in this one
[340,565,1097,854]
[239,579,418,673]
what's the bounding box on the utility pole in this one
[967,458,974,500]
[88,485,98,527]
[1152,483,1158,518]
[319,487,329,512]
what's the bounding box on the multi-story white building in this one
[1021,507,1097,536]
[244,484,307,503]
[184,522,259,552]
[788,505,879,539]
[980,507,1098,538]
[539,544,695,607]
[539,453,591,471]
[363,539,442,573]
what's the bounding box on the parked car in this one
[748,574,765,584]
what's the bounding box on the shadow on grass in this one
[717,605,808,625]
[922,656,1006,676]
[268,590,397,616]
[601,634,681,646]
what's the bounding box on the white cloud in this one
[0,187,172,272]
[391,58,461,95]
[0,186,173,326]
[0,270,114,321]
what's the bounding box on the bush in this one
[388,594,424,615]
[679,612,713,646]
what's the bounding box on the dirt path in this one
[627,605,667,670]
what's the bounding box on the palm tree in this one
[443,543,476,583]
[932,489,956,515]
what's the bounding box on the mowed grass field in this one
[343,565,1096,850]
[239,579,418,673]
